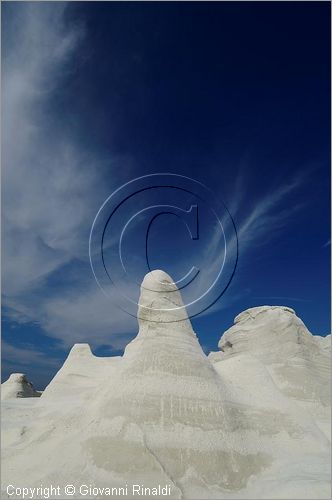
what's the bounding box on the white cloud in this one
[1,340,61,370]
[2,4,108,295]
[234,174,306,247]
[2,3,135,352]
[193,170,308,316]
[4,284,136,350]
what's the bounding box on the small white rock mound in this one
[1,373,40,399]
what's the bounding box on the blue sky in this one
[2,2,330,389]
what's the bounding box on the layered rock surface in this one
[209,306,331,411]
[1,272,331,499]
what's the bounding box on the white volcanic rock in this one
[90,270,267,495]
[209,305,330,408]
[1,275,331,499]
[1,373,41,399]
[209,305,331,498]
[42,343,120,401]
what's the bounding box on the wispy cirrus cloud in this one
[194,169,309,316]
[2,3,106,297]
[2,3,135,367]
[238,172,306,248]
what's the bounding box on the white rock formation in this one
[41,343,120,401]
[1,373,41,399]
[208,305,331,498]
[1,272,331,499]
[210,305,331,408]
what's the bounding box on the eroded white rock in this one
[1,274,330,499]
[1,373,41,400]
[210,305,331,408]
[41,343,120,401]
